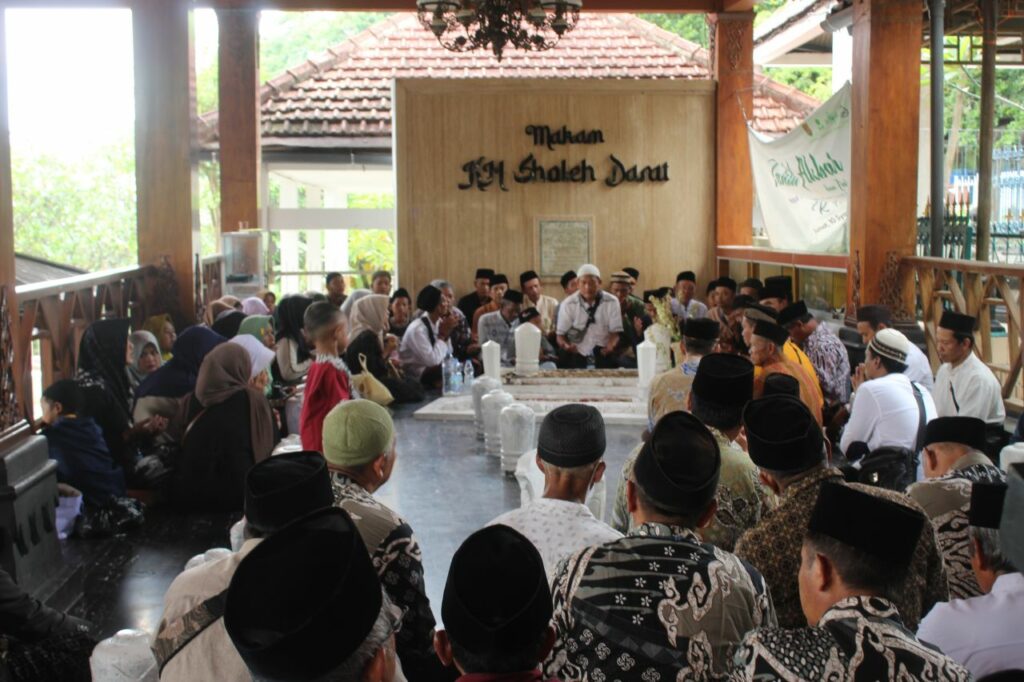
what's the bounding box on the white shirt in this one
[933,352,1006,425]
[840,372,937,455]
[528,294,560,336]
[398,316,451,380]
[670,298,708,321]
[489,497,622,584]
[905,342,934,390]
[555,291,624,357]
[917,572,1024,679]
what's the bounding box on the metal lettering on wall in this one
[458,125,671,192]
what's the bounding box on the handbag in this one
[843,382,928,492]
[351,353,394,407]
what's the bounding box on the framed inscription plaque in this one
[536,217,594,277]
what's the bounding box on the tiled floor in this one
[66,400,644,638]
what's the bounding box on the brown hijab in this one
[193,343,275,462]
[348,294,391,340]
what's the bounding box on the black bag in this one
[843,446,918,491]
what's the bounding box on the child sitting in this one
[299,301,354,452]
[41,379,126,507]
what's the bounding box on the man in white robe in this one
[931,310,1005,430]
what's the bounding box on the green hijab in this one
[238,315,274,343]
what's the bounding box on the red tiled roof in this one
[200,13,819,149]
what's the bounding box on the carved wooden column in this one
[710,11,754,251]
[133,0,198,322]
[848,0,922,315]
[217,9,261,234]
[0,12,22,428]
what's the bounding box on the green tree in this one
[12,140,138,272]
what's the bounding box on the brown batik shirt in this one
[733,466,948,629]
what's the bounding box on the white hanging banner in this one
[748,82,851,254]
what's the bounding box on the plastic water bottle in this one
[462,360,475,393]
[586,354,596,370]
[442,351,455,395]
[90,629,158,681]
[450,356,464,394]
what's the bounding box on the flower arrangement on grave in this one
[644,294,680,372]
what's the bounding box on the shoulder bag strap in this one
[912,383,928,452]
[152,589,229,673]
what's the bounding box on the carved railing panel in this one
[900,256,1024,410]
[14,266,158,424]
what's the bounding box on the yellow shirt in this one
[755,340,823,400]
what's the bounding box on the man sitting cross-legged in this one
[918,481,1024,678]
[728,483,971,681]
[545,411,775,682]
[487,404,621,583]
[734,395,949,629]
[434,525,560,682]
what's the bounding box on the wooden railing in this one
[14,265,159,424]
[899,256,1024,411]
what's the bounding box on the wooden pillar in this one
[133,0,197,322]
[710,11,755,248]
[217,9,261,234]
[0,12,23,429]
[848,0,923,313]
[976,0,998,262]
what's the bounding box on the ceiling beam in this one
[0,0,721,10]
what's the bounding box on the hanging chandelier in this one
[416,0,583,62]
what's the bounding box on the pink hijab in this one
[242,297,270,316]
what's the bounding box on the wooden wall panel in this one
[395,79,716,299]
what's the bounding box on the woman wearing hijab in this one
[273,295,313,384]
[171,343,276,511]
[133,326,226,436]
[346,294,425,403]
[142,314,176,362]
[229,335,276,396]
[127,330,163,391]
[211,310,246,339]
[241,297,269,316]
[76,318,157,474]
[339,288,371,318]
[237,315,275,349]
[203,296,242,327]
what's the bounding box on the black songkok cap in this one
[623,267,640,282]
[225,507,382,681]
[753,319,790,346]
[537,404,606,467]
[692,353,754,408]
[244,452,334,535]
[939,310,976,335]
[731,294,756,310]
[654,286,672,300]
[970,482,1009,529]
[923,416,987,451]
[475,268,495,281]
[491,273,509,287]
[518,308,541,324]
[390,287,411,303]
[716,277,737,292]
[442,525,552,655]
[519,270,539,286]
[743,395,823,472]
[682,318,720,341]
[762,373,800,398]
[416,284,443,312]
[677,271,696,283]
[739,278,764,294]
[560,270,577,289]
[642,290,657,303]
[778,301,810,327]
[503,289,524,305]
[856,304,892,327]
[706,279,720,295]
[808,483,925,572]
[634,411,720,515]
[762,275,792,302]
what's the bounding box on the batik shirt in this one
[734,467,949,629]
[801,323,851,405]
[544,522,775,682]
[727,596,971,682]
[611,428,771,553]
[448,306,474,361]
[907,451,1007,599]
[331,473,451,682]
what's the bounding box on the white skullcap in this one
[868,328,910,364]
[577,264,601,279]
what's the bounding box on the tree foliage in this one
[13,140,137,272]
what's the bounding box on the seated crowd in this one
[21,266,1024,681]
